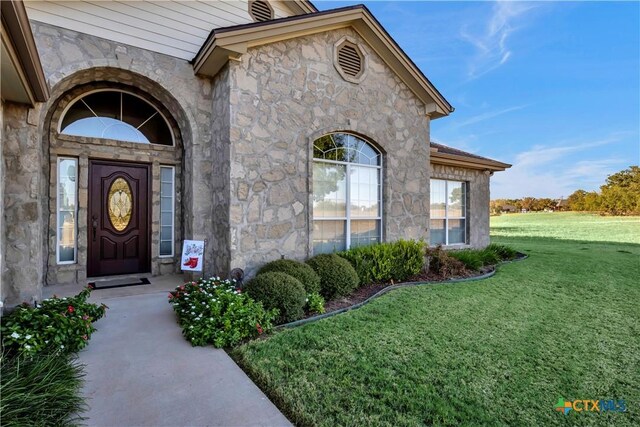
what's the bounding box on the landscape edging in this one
[276,253,528,330]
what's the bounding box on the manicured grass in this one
[232,213,639,426]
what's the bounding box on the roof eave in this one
[291,0,318,14]
[430,152,511,172]
[193,5,452,118]
[1,0,49,104]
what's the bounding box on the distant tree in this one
[568,190,588,211]
[490,199,503,215]
[599,166,640,215]
[490,167,639,216]
[521,197,536,211]
[583,191,601,212]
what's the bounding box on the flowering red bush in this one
[1,287,108,355]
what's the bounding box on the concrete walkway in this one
[79,290,292,427]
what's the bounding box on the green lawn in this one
[232,213,640,426]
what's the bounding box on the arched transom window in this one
[313,133,382,254]
[59,90,173,146]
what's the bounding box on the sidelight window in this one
[57,157,78,264]
[312,133,382,254]
[159,166,175,257]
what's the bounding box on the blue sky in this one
[316,1,640,199]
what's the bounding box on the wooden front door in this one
[88,160,151,277]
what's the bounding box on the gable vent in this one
[249,1,274,22]
[337,44,363,78]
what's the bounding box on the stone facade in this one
[2,101,46,304]
[430,163,491,248]
[223,28,432,276]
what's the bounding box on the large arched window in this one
[312,133,382,254]
[59,90,173,146]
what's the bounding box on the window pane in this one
[160,225,172,241]
[161,167,173,182]
[313,163,347,218]
[448,219,466,244]
[350,220,380,248]
[160,241,173,256]
[313,220,346,254]
[350,166,380,218]
[161,182,173,196]
[430,179,446,218]
[448,181,465,218]
[354,139,380,166]
[58,158,77,263]
[161,212,172,225]
[430,219,446,245]
[160,197,172,211]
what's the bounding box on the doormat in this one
[88,277,151,290]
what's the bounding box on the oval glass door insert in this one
[108,177,133,231]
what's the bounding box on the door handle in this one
[92,216,98,242]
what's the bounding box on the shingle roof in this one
[430,141,511,171]
[430,142,499,162]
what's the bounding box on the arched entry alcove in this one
[43,69,191,285]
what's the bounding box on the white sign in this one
[181,240,205,272]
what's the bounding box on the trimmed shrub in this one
[448,250,483,270]
[1,287,108,356]
[339,240,425,284]
[426,246,468,278]
[169,278,277,347]
[244,272,307,324]
[478,248,501,266]
[1,352,86,426]
[449,245,512,271]
[257,259,321,294]
[486,243,518,260]
[306,254,359,300]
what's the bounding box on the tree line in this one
[491,166,640,216]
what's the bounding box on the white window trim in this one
[431,179,467,246]
[159,166,175,258]
[312,156,383,252]
[56,157,78,265]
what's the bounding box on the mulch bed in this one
[303,266,497,320]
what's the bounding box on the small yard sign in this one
[181,240,204,272]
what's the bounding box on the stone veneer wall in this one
[430,163,491,248]
[210,66,232,275]
[1,21,217,305]
[2,101,46,303]
[225,28,432,275]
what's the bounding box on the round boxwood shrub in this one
[257,259,321,294]
[306,254,359,300]
[243,272,306,324]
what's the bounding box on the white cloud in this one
[461,1,539,79]
[490,135,629,198]
[454,104,528,127]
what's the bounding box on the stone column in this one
[2,103,46,305]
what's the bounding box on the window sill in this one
[429,243,471,250]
